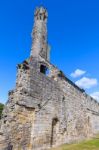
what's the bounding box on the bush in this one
[0,103,4,119]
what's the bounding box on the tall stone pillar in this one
[31,7,50,61]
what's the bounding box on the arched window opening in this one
[40,65,47,74]
[40,14,42,20]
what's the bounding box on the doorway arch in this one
[50,118,59,147]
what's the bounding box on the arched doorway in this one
[50,118,59,147]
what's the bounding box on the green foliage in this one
[52,136,99,150]
[0,103,4,119]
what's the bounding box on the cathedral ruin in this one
[0,6,99,150]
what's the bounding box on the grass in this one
[51,136,99,150]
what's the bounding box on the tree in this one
[0,103,4,119]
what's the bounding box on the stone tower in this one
[31,7,50,61]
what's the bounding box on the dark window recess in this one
[40,65,47,74]
[38,104,41,109]
[52,118,59,126]
[4,120,7,124]
[40,14,42,20]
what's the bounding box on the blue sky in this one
[0,0,99,103]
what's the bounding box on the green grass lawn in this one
[51,137,99,150]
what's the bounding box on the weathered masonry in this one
[0,6,99,150]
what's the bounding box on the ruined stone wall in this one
[57,74,99,141]
[31,62,99,150]
[0,60,99,150]
[28,63,99,150]
[0,63,34,150]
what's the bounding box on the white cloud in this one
[71,69,86,78]
[75,77,98,89]
[90,92,99,101]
